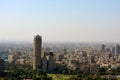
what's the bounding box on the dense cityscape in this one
[0,35,120,79]
[0,0,120,79]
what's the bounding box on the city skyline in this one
[0,0,120,42]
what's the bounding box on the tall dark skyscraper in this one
[33,35,42,70]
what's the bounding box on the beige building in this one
[8,54,14,63]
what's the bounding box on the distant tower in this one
[101,44,105,52]
[33,35,42,70]
[116,44,120,54]
[115,44,117,56]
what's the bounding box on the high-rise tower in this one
[33,35,42,70]
[101,44,105,52]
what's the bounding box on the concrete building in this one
[0,58,5,76]
[116,44,120,54]
[8,54,14,63]
[33,35,42,70]
[42,57,48,72]
[101,44,105,52]
[46,55,54,72]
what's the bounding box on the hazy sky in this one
[0,0,120,42]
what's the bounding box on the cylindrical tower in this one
[33,35,42,70]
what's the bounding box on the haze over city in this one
[1,1,120,80]
[0,0,120,42]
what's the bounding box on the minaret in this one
[33,35,42,70]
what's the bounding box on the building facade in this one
[33,35,42,70]
[0,58,5,76]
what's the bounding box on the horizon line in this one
[0,40,120,44]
